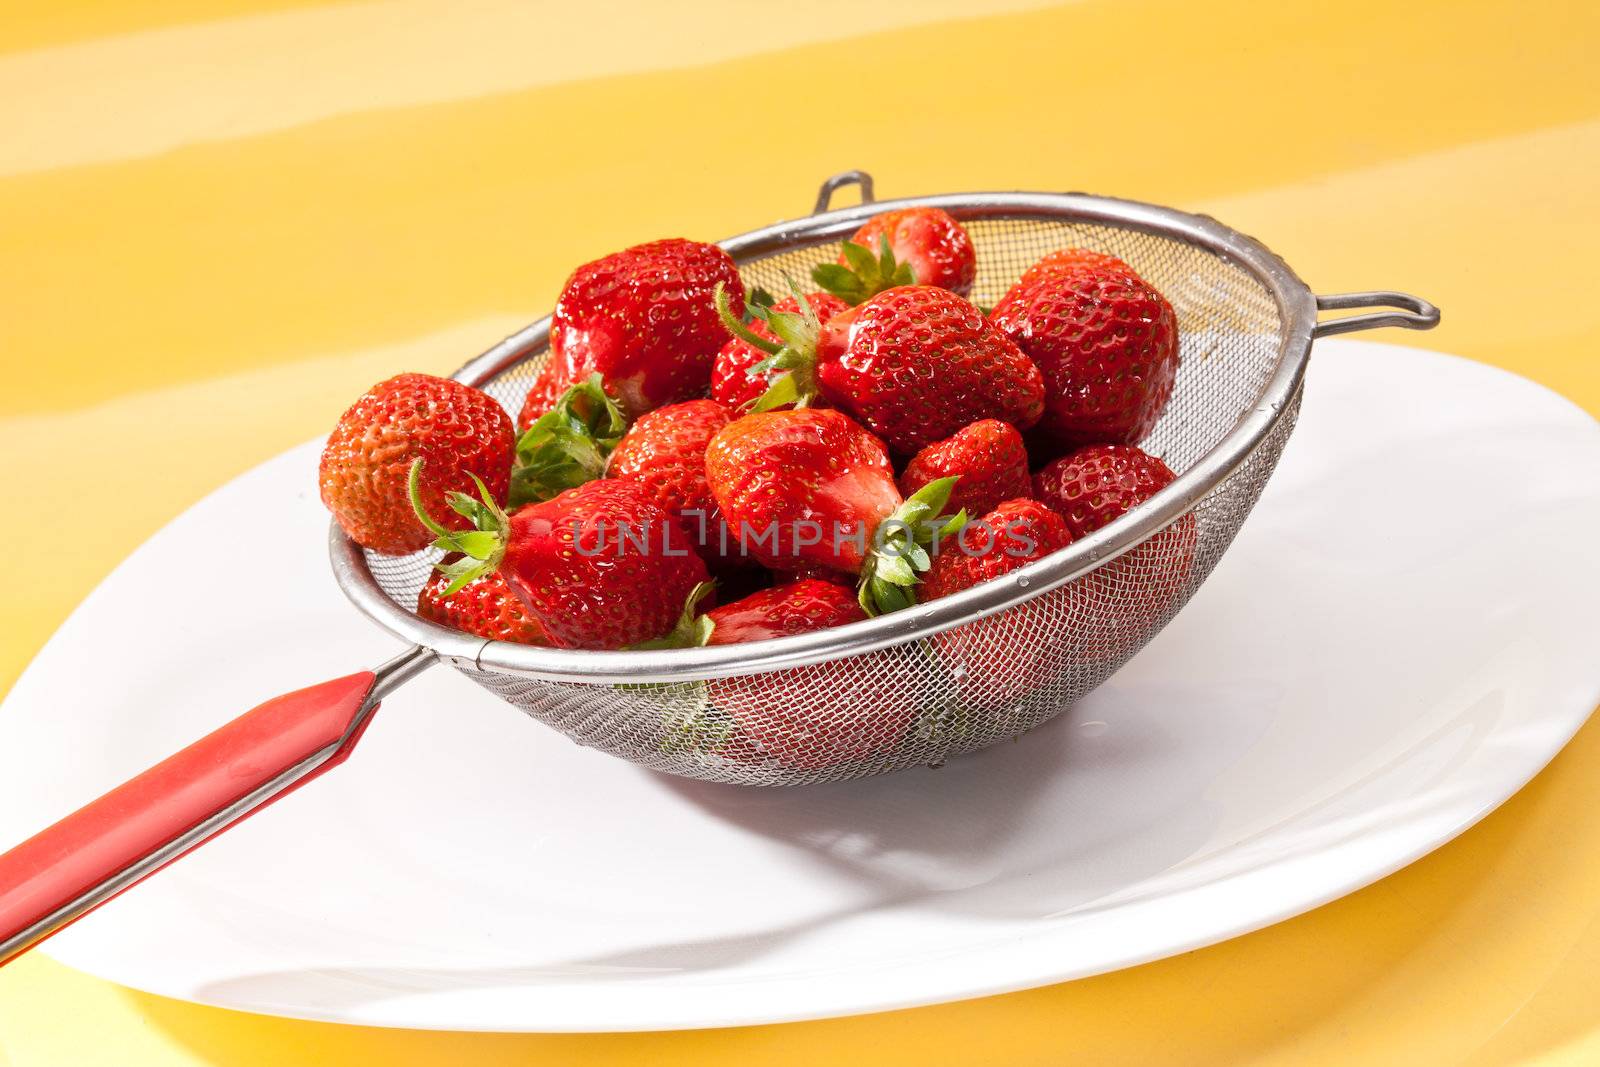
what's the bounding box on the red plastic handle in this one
[0,671,378,965]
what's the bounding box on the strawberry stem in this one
[714,282,781,355]
[718,280,826,414]
[857,476,967,616]
[407,458,511,596]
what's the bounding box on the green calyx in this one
[408,458,512,597]
[658,698,734,756]
[811,234,914,306]
[508,373,628,508]
[857,476,968,617]
[713,280,823,413]
[628,580,718,650]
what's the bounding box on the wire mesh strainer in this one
[0,171,1438,963]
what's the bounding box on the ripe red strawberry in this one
[410,468,710,650]
[990,268,1179,453]
[920,497,1075,717]
[705,580,913,769]
[1033,444,1197,647]
[814,207,977,302]
[606,398,734,561]
[719,284,1045,454]
[705,408,894,574]
[1019,247,1141,288]
[516,359,572,430]
[706,578,865,644]
[1032,444,1180,540]
[704,408,961,612]
[544,238,744,417]
[712,291,848,412]
[320,373,514,555]
[417,563,549,645]
[921,498,1073,601]
[899,419,1031,521]
[819,287,1045,453]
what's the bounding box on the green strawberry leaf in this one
[657,694,734,756]
[841,239,879,277]
[509,373,628,507]
[408,461,510,596]
[814,235,913,306]
[810,263,862,301]
[855,477,968,616]
[747,372,800,414]
[628,581,718,650]
[727,280,825,413]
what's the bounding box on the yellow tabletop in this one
[3,1,1598,1063]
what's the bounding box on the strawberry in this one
[899,419,1031,521]
[1019,247,1141,288]
[320,373,514,555]
[716,283,1045,454]
[915,495,1075,726]
[990,267,1179,453]
[711,291,848,412]
[1032,444,1180,540]
[409,465,711,650]
[703,408,963,613]
[508,373,628,507]
[416,562,548,645]
[920,497,1075,719]
[704,580,913,769]
[1033,444,1197,648]
[813,207,977,303]
[606,398,734,561]
[705,578,865,644]
[816,287,1046,453]
[516,359,573,431]
[544,238,744,417]
[921,498,1073,601]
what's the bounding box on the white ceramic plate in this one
[2,341,1598,1032]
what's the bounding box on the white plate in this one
[2,341,1598,1032]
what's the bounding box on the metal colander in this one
[331,171,1440,788]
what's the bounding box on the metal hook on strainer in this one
[0,171,1439,966]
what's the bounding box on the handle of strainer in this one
[813,170,876,214]
[0,646,432,967]
[1313,291,1440,337]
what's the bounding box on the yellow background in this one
[2,1,1598,1063]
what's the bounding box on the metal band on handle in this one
[1313,291,1440,338]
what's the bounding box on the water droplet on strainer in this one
[1017,575,1031,588]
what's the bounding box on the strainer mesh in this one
[362,215,1297,786]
